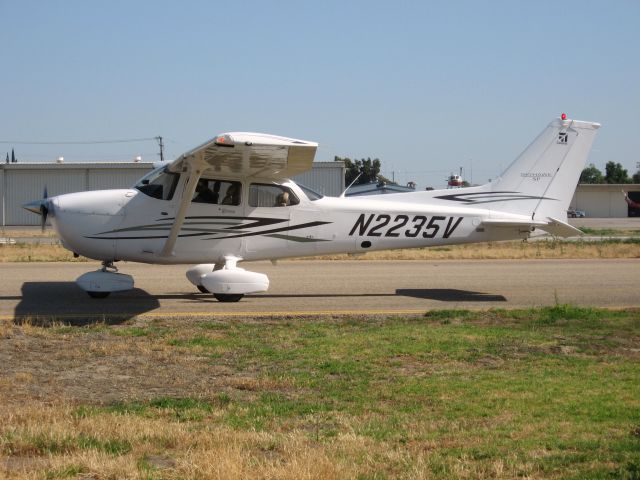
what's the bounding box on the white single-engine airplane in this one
[24,115,599,301]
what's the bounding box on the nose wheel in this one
[87,291,111,298]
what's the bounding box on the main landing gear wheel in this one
[213,293,244,302]
[87,291,111,299]
[186,258,268,303]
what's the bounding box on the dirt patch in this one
[0,323,242,406]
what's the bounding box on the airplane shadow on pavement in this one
[13,282,161,326]
[396,289,507,302]
[10,284,506,326]
[254,289,507,302]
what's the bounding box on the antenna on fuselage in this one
[339,171,363,198]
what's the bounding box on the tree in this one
[604,161,630,184]
[335,156,389,186]
[633,170,640,184]
[579,164,605,184]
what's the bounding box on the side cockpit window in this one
[193,179,242,206]
[134,166,179,200]
[249,184,299,207]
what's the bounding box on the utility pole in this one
[155,136,165,162]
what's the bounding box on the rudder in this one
[486,116,600,220]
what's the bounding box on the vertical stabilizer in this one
[487,117,600,220]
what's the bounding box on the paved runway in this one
[0,259,638,320]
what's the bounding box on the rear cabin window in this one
[249,184,299,207]
[192,179,242,206]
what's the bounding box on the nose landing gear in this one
[76,261,134,299]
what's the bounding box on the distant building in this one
[345,181,416,197]
[571,184,640,218]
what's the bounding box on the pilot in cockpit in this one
[221,184,241,205]
[275,191,289,207]
[193,179,217,203]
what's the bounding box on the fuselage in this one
[48,167,531,265]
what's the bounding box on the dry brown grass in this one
[0,403,394,480]
[1,239,639,263]
[303,239,640,261]
[0,243,86,262]
[0,229,57,239]
[0,402,563,480]
[1,311,639,479]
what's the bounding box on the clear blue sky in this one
[1,0,639,188]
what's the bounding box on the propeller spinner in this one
[22,187,51,231]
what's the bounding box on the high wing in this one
[167,132,318,179]
[160,132,318,257]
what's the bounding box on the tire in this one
[87,291,110,299]
[197,285,210,294]
[214,293,244,302]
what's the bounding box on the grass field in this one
[1,238,640,263]
[1,306,639,479]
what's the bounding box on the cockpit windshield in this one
[134,166,179,200]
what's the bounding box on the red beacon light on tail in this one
[561,113,567,120]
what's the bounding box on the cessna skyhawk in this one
[24,115,600,301]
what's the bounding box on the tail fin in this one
[486,116,600,220]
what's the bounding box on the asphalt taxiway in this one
[0,259,638,321]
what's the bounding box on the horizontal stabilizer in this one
[540,217,583,237]
[480,217,583,238]
[480,219,548,230]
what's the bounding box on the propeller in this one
[22,186,51,231]
[40,187,49,232]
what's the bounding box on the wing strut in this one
[160,158,205,257]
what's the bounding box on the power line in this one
[0,137,157,145]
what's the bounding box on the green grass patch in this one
[54,307,640,478]
[2,433,131,456]
[110,326,168,338]
[44,465,87,479]
[579,227,640,236]
[74,394,231,423]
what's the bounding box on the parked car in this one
[567,209,586,218]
